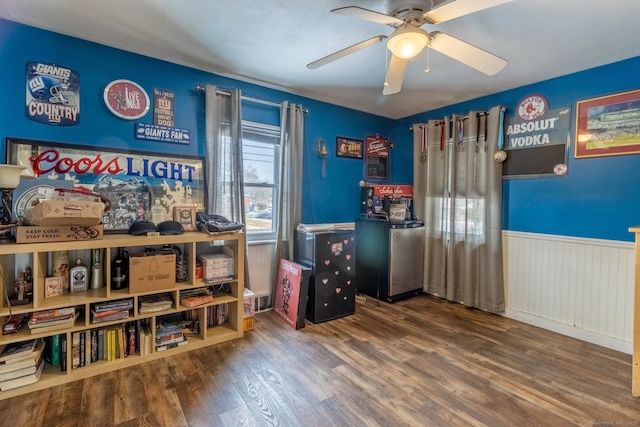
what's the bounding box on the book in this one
[72,332,81,369]
[128,323,136,356]
[180,294,214,308]
[105,330,111,362]
[0,339,37,363]
[0,359,45,391]
[137,320,152,357]
[93,299,134,313]
[0,354,40,375]
[91,309,129,324]
[155,338,187,352]
[156,332,184,346]
[60,334,67,372]
[30,307,75,321]
[28,312,75,326]
[44,335,60,366]
[116,326,126,358]
[109,329,116,361]
[90,308,127,318]
[30,312,79,334]
[80,331,86,367]
[0,352,43,382]
[97,329,104,360]
[91,330,98,363]
[0,340,45,374]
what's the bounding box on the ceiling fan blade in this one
[383,55,408,95]
[428,31,507,75]
[332,6,403,25]
[307,35,387,69]
[425,0,513,23]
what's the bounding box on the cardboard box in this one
[14,224,104,244]
[24,200,103,226]
[198,247,234,280]
[12,178,73,223]
[129,253,176,293]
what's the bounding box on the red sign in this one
[103,79,150,120]
[372,185,413,197]
[366,135,389,157]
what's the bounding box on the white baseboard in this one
[505,308,632,355]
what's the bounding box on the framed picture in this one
[575,89,640,158]
[6,137,205,233]
[336,136,363,159]
[365,135,389,179]
[173,206,196,231]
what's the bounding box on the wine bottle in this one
[111,247,129,290]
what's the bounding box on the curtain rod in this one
[410,111,489,131]
[195,84,308,113]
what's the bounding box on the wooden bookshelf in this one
[0,231,245,399]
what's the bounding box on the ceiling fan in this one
[307,0,513,95]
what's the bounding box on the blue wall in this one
[0,18,396,225]
[396,57,640,242]
[3,18,640,241]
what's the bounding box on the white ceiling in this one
[2,0,640,119]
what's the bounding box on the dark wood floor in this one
[2,294,639,426]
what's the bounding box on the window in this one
[242,120,281,241]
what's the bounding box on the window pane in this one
[243,140,277,184]
[241,121,280,240]
[243,122,279,185]
[245,185,275,233]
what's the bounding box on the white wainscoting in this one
[503,231,634,354]
[247,242,275,297]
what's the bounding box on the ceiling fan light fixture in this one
[387,25,429,59]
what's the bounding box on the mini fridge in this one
[295,229,356,323]
[355,218,424,302]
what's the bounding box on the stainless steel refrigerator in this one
[355,218,424,302]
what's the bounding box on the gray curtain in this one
[414,105,504,313]
[204,84,250,288]
[272,100,304,267]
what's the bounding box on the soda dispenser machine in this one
[356,182,425,302]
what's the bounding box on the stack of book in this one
[139,293,174,313]
[91,298,133,323]
[0,339,46,391]
[155,313,187,351]
[28,307,78,334]
[208,303,229,327]
[180,287,213,308]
